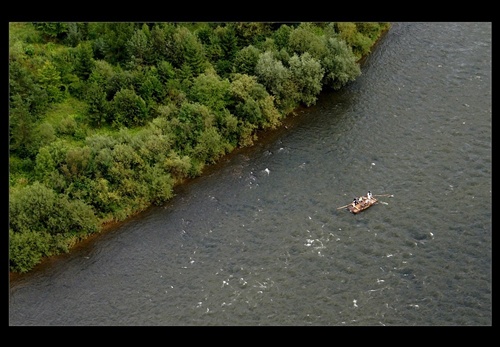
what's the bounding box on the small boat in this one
[347,196,378,214]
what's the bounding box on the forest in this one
[9,22,391,273]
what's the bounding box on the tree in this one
[136,66,165,103]
[65,22,84,47]
[335,22,373,58]
[9,229,51,273]
[288,52,324,106]
[189,69,232,114]
[255,51,299,113]
[34,146,56,181]
[32,22,68,41]
[9,181,98,236]
[110,88,148,127]
[100,23,136,65]
[172,26,209,77]
[85,82,109,126]
[233,45,261,75]
[127,28,150,66]
[230,73,282,129]
[9,59,49,120]
[273,24,293,51]
[193,126,232,163]
[37,60,63,102]
[143,164,174,205]
[149,24,169,64]
[320,36,361,90]
[9,94,36,158]
[287,23,325,59]
[233,23,273,47]
[74,41,95,80]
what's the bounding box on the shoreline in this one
[10,25,392,281]
[9,104,309,284]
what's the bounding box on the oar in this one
[337,203,353,210]
[373,194,394,198]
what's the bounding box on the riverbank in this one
[9,104,310,283]
[10,24,392,279]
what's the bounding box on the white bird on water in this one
[264,168,270,175]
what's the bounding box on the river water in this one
[9,22,492,326]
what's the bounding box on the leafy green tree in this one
[106,68,136,100]
[157,60,176,84]
[233,45,261,75]
[149,24,169,64]
[356,22,390,40]
[163,150,192,180]
[9,59,49,119]
[85,177,120,216]
[34,146,56,181]
[136,66,165,103]
[65,22,83,47]
[34,122,56,149]
[257,91,282,129]
[255,51,289,96]
[142,164,175,205]
[9,181,98,236]
[255,51,298,112]
[230,73,263,106]
[44,170,67,194]
[85,82,109,126]
[110,87,148,127]
[235,97,261,124]
[320,36,361,90]
[127,28,150,66]
[9,94,37,158]
[62,146,93,179]
[273,24,293,51]
[193,126,232,163]
[37,60,63,102]
[111,142,144,172]
[56,115,78,136]
[335,22,373,58]
[233,23,273,47]
[230,73,282,130]
[87,59,115,89]
[188,69,232,114]
[9,229,51,273]
[217,25,238,58]
[33,22,68,41]
[287,23,325,59]
[74,41,95,80]
[100,23,136,65]
[169,102,213,152]
[210,25,238,77]
[44,139,70,169]
[93,144,113,172]
[288,52,324,106]
[48,46,78,97]
[212,108,240,147]
[172,26,208,77]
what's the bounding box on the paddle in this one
[337,203,353,210]
[373,194,393,198]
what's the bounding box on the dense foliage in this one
[9,22,391,273]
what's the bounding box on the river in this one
[9,22,492,326]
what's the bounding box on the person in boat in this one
[367,191,372,201]
[352,197,359,207]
